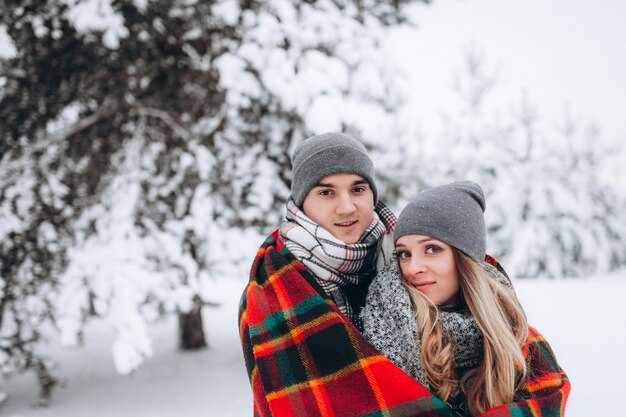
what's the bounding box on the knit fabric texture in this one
[290,132,378,207]
[278,199,396,328]
[239,231,571,417]
[394,181,486,263]
[361,257,484,390]
[360,255,570,417]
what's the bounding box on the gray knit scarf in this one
[361,258,484,388]
[279,199,396,323]
[361,257,515,415]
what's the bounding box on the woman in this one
[362,181,568,417]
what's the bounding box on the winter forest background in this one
[1,0,625,416]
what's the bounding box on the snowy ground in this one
[2,274,625,417]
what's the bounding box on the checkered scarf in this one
[278,200,396,323]
[239,232,571,417]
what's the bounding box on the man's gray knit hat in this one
[394,181,486,263]
[290,132,378,207]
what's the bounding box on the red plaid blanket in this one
[239,230,570,417]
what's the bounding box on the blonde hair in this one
[402,249,528,416]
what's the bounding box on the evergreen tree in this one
[400,51,626,278]
[0,0,427,400]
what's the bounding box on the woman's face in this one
[395,235,460,306]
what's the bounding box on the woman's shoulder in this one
[361,257,417,370]
[481,259,513,288]
[361,258,414,338]
[365,256,408,308]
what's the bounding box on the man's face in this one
[302,173,375,244]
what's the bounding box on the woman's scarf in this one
[361,258,484,390]
[278,199,396,323]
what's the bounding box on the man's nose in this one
[336,193,357,215]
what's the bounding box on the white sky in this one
[386,0,626,141]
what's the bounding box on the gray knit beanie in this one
[394,181,486,263]
[290,132,378,207]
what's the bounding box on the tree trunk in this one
[35,359,58,406]
[178,306,207,350]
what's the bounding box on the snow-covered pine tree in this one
[0,0,426,400]
[491,109,626,278]
[402,50,626,278]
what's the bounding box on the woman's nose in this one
[407,257,427,275]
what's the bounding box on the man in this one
[238,133,569,417]
[238,132,450,417]
[278,132,396,331]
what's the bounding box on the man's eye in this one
[318,189,333,196]
[353,186,366,193]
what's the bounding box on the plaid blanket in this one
[239,230,570,417]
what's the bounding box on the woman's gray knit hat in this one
[290,132,378,207]
[394,181,486,263]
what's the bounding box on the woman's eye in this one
[396,250,410,260]
[425,245,442,254]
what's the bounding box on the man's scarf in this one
[278,200,396,322]
[239,231,570,417]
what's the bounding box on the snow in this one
[2,277,251,417]
[2,0,625,415]
[0,24,17,59]
[211,1,241,27]
[2,273,625,417]
[514,274,626,417]
[64,0,128,49]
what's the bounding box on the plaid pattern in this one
[279,200,396,322]
[481,326,571,417]
[239,231,570,417]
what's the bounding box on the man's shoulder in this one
[251,228,293,263]
[247,228,301,281]
[245,230,330,300]
[255,228,288,252]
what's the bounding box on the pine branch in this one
[33,99,119,152]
